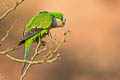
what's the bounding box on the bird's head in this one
[50,12,66,28]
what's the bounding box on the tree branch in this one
[0,0,24,20]
[0,30,69,65]
[0,47,52,64]
[20,30,70,80]
[0,19,17,46]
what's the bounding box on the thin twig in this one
[0,19,17,46]
[0,48,44,64]
[0,46,46,64]
[45,31,69,60]
[0,0,24,20]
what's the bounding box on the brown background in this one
[0,0,120,80]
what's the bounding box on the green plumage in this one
[19,11,65,74]
[24,12,53,35]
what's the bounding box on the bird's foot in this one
[40,40,46,46]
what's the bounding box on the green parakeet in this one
[18,11,66,73]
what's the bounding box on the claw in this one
[40,40,46,46]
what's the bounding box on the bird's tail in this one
[21,38,33,74]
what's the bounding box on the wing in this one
[24,12,53,35]
[18,28,46,46]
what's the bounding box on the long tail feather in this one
[21,38,33,74]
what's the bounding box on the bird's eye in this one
[61,17,63,21]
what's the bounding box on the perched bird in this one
[18,11,66,73]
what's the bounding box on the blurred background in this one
[0,0,120,80]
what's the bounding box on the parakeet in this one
[18,11,66,73]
